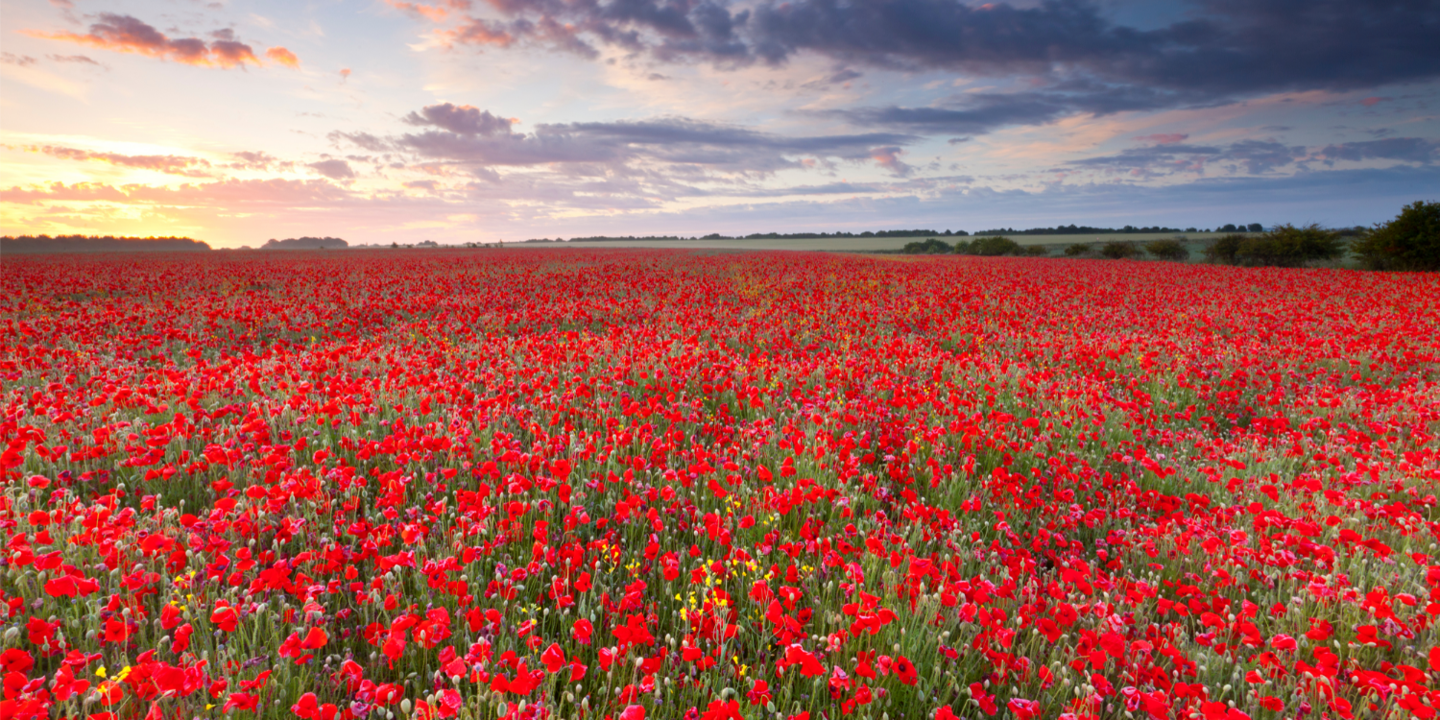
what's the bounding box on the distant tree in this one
[1145,238,1190,261]
[1209,224,1344,267]
[1246,223,1264,233]
[1100,241,1142,259]
[1205,234,1246,264]
[1351,200,1440,271]
[0,235,210,253]
[263,236,348,249]
[963,236,1022,256]
[902,238,954,254]
[1023,245,1049,256]
[1064,243,1091,257]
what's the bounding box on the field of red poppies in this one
[2,249,1438,720]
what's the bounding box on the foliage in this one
[975,224,1184,235]
[1203,233,1248,264]
[1245,224,1345,267]
[1351,200,1440,271]
[263,236,349,249]
[1064,243,1092,257]
[1,251,1437,720]
[962,235,1023,256]
[1144,238,1190,262]
[0,235,211,253]
[1100,240,1142,259]
[901,238,954,254]
[1023,244,1049,256]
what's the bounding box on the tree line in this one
[901,201,1439,271]
[0,235,212,253]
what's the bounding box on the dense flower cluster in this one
[1,249,1438,720]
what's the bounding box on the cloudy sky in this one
[2,0,1437,246]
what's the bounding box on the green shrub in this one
[1351,200,1440,271]
[964,235,1022,256]
[1024,245,1050,256]
[902,238,954,254]
[1231,224,1344,267]
[1064,243,1091,257]
[1204,233,1247,264]
[1100,241,1141,259]
[1145,238,1190,261]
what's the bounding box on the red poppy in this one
[893,655,918,686]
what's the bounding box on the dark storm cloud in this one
[431,0,1440,100]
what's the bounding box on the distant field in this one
[513,232,1247,252]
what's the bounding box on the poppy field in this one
[2,249,1439,720]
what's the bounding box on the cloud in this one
[402,0,1439,133]
[228,151,294,171]
[1136,133,1189,145]
[869,146,912,177]
[2,178,357,207]
[387,1,469,22]
[328,131,393,152]
[48,54,103,66]
[403,103,515,136]
[25,14,267,69]
[837,98,1074,136]
[308,159,356,180]
[1318,137,1438,164]
[265,46,300,69]
[1,53,37,67]
[24,144,214,176]
[374,108,917,174]
[832,83,1187,137]
[1,181,129,204]
[1070,138,1308,175]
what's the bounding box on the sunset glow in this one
[2,0,1437,246]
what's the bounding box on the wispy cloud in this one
[337,105,919,176]
[22,144,215,176]
[25,14,299,70]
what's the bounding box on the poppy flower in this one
[893,655,918,686]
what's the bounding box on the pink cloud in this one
[1,181,129,204]
[1135,133,1189,145]
[25,144,213,176]
[387,1,463,21]
[265,46,300,69]
[2,178,355,207]
[869,146,912,176]
[1360,96,1389,107]
[438,18,518,48]
[26,14,266,69]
